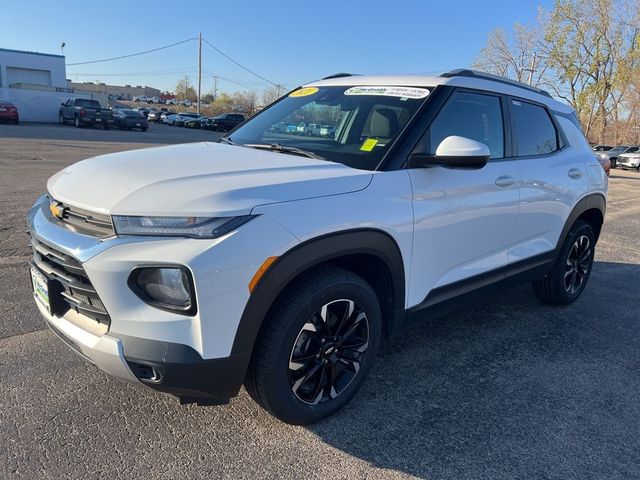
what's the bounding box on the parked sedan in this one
[0,100,19,124]
[173,113,201,127]
[112,109,148,131]
[596,145,639,168]
[592,144,613,152]
[184,116,211,129]
[163,113,181,125]
[617,151,640,171]
[147,110,169,123]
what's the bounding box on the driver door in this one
[407,89,520,308]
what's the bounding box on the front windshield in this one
[227,85,431,170]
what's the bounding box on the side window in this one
[424,91,504,159]
[511,100,558,156]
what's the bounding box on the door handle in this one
[495,175,516,188]
[568,168,583,179]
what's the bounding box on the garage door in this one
[6,67,51,86]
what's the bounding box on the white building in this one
[0,48,67,88]
[0,48,103,122]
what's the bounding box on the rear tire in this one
[532,220,595,305]
[141,127,148,132]
[245,265,382,425]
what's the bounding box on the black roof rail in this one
[322,73,358,80]
[441,69,552,98]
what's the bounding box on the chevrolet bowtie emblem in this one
[49,201,66,219]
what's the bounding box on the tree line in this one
[174,78,282,117]
[473,0,639,144]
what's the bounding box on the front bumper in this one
[27,194,297,402]
[617,163,639,170]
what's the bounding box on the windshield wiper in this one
[242,143,325,160]
[218,136,236,145]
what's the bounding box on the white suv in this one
[27,70,606,424]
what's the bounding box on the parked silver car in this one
[595,145,639,168]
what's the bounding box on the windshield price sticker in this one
[289,87,319,97]
[344,86,430,99]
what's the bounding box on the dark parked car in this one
[134,108,151,119]
[0,100,19,124]
[59,98,113,129]
[112,109,148,131]
[209,113,245,131]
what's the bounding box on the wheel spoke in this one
[337,311,367,343]
[310,365,327,405]
[333,300,355,338]
[291,362,322,394]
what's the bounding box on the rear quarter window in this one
[511,100,558,156]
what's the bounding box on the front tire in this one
[74,116,81,128]
[245,266,382,425]
[59,113,65,125]
[532,220,595,305]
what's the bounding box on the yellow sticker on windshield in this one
[289,87,319,97]
[360,138,379,152]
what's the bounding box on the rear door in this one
[507,98,587,263]
[407,89,520,306]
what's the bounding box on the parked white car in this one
[27,69,606,425]
[132,95,149,103]
[617,151,640,171]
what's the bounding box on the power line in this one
[202,38,277,86]
[203,69,260,91]
[66,38,198,66]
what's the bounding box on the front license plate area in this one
[30,266,52,314]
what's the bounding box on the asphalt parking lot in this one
[1,122,639,480]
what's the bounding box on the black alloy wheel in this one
[564,235,591,295]
[288,299,369,405]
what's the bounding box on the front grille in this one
[53,200,115,238]
[30,235,111,328]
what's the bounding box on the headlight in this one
[112,215,255,238]
[128,266,196,314]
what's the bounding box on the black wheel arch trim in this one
[231,228,407,358]
[555,193,606,252]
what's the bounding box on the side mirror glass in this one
[408,136,490,169]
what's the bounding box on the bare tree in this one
[473,23,547,87]
[540,0,639,141]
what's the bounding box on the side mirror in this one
[60,102,66,106]
[408,136,490,169]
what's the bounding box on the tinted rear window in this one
[512,100,558,156]
[75,99,101,109]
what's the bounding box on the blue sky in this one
[2,0,552,96]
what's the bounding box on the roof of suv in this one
[306,69,573,114]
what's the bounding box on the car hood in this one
[47,142,373,216]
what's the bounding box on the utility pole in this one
[197,32,202,115]
[526,51,537,86]
[213,75,218,101]
[276,84,282,97]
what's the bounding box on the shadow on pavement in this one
[309,261,640,479]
